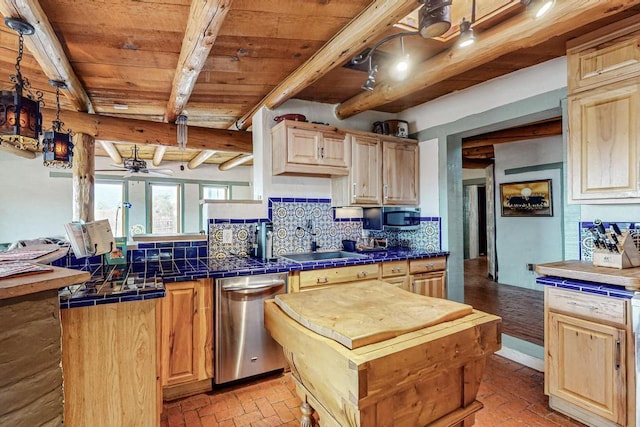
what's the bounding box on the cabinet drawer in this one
[381,260,408,277]
[299,263,379,288]
[409,257,446,274]
[546,287,627,326]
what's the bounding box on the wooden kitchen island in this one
[264,280,502,427]
[0,264,90,426]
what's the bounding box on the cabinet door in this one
[286,127,321,165]
[350,134,382,204]
[384,276,411,292]
[161,281,207,386]
[547,312,626,424]
[320,133,348,168]
[382,140,419,205]
[411,272,446,298]
[568,79,640,202]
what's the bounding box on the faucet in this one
[296,219,321,252]
[306,219,320,252]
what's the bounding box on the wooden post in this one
[72,133,95,222]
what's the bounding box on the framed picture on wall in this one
[500,179,553,217]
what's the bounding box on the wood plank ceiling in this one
[0,0,638,169]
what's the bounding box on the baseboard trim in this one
[496,345,544,372]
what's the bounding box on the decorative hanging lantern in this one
[42,80,74,168]
[0,17,43,150]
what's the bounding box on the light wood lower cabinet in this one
[62,299,160,426]
[411,272,446,299]
[291,263,379,292]
[547,312,625,425]
[161,279,213,400]
[544,286,635,427]
[409,257,447,298]
[291,258,446,297]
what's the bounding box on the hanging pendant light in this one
[176,114,188,150]
[42,80,74,168]
[0,17,43,151]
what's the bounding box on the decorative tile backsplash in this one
[578,221,640,261]
[208,198,442,259]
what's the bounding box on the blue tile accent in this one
[138,243,155,249]
[175,242,190,247]
[69,299,96,308]
[536,276,635,299]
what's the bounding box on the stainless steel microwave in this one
[362,207,421,231]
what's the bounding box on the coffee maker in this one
[256,222,274,260]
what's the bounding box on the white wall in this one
[401,57,567,132]
[0,153,73,242]
[419,138,439,216]
[494,137,564,290]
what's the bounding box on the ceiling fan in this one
[96,145,174,178]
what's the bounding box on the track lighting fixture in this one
[361,57,377,92]
[419,0,453,38]
[458,0,476,48]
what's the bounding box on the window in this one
[203,185,228,200]
[150,183,181,233]
[95,182,125,237]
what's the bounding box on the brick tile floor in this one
[161,354,586,427]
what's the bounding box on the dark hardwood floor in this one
[464,257,544,347]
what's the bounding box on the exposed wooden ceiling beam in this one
[233,0,420,130]
[218,153,253,171]
[152,146,167,166]
[98,141,123,165]
[187,150,217,169]
[335,0,640,119]
[41,108,252,153]
[0,0,93,113]
[463,119,562,148]
[164,0,232,123]
[462,146,495,158]
[462,158,493,169]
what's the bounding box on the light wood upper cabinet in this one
[567,17,640,204]
[337,133,383,205]
[161,279,213,389]
[382,139,419,205]
[332,133,419,206]
[568,78,640,202]
[272,120,348,176]
[567,17,640,94]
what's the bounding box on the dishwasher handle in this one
[222,279,286,292]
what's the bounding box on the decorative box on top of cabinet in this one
[566,16,640,204]
[160,279,213,400]
[271,120,348,177]
[332,131,419,206]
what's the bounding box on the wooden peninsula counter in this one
[0,265,90,426]
[265,280,502,427]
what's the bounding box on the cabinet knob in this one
[357,271,369,278]
[317,276,329,284]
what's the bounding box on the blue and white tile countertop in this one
[56,246,448,308]
[536,276,636,300]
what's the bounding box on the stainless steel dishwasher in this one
[214,272,287,384]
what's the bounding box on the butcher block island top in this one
[274,280,473,349]
[265,280,502,427]
[536,260,640,290]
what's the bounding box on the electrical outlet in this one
[222,229,233,244]
[526,263,535,272]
